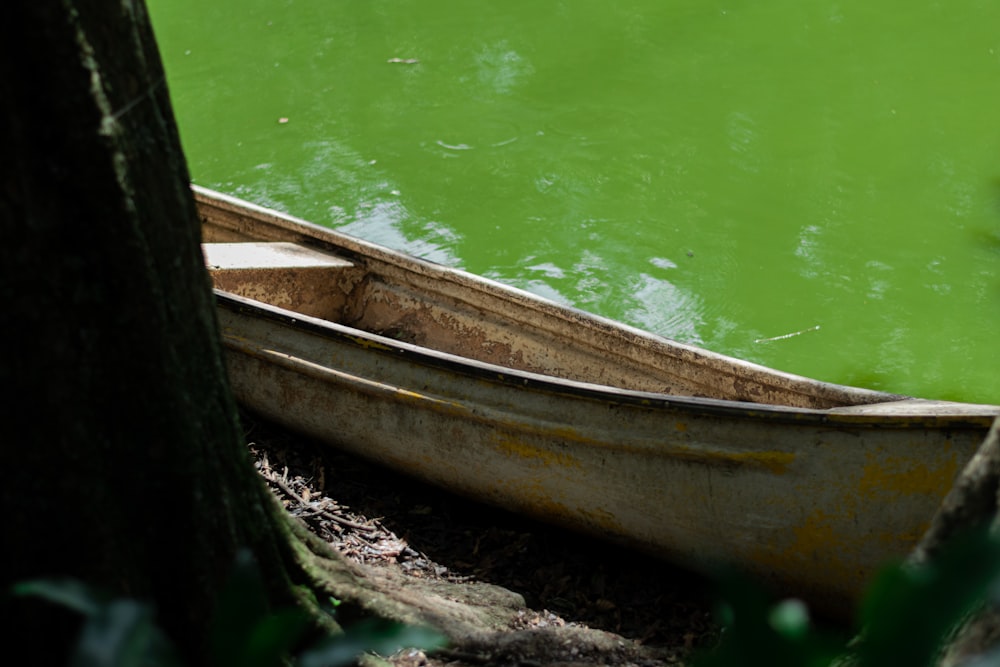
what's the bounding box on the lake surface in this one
[149,0,1000,403]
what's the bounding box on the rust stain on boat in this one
[492,433,583,469]
[858,450,959,499]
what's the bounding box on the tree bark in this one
[910,419,1000,568]
[907,418,1000,666]
[0,2,300,663]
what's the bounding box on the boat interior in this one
[203,238,698,394]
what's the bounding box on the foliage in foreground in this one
[696,527,1000,666]
[10,550,445,667]
[17,529,1000,666]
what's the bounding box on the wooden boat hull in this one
[198,187,998,617]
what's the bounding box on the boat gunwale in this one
[214,289,997,430]
[197,186,910,408]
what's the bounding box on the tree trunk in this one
[0,2,303,663]
[906,418,1000,666]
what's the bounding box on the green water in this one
[149,0,1000,403]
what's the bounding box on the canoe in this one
[197,185,998,617]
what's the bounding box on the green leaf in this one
[69,599,156,667]
[11,578,183,667]
[241,608,312,667]
[692,570,842,667]
[769,599,810,641]
[210,549,270,667]
[297,620,446,667]
[857,527,1000,667]
[11,578,109,616]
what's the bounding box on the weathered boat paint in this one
[197,186,998,617]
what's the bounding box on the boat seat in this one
[203,242,356,319]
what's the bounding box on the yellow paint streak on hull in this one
[491,433,582,469]
[345,334,392,351]
[704,449,796,475]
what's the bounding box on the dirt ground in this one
[243,411,721,666]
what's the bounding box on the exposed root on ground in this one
[246,412,718,666]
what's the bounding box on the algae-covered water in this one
[149,0,1000,403]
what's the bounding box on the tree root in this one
[271,496,681,665]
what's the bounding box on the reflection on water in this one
[625,272,706,346]
[234,139,465,266]
[473,40,533,96]
[150,0,1000,403]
